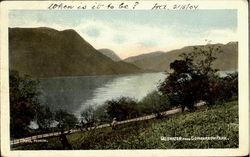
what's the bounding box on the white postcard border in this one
[0,1,249,156]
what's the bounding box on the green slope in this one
[13,100,238,150]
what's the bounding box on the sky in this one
[9,10,237,59]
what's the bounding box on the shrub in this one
[137,91,171,115]
[79,105,100,130]
[223,72,238,97]
[55,109,78,130]
[9,70,40,138]
[36,105,53,130]
[203,72,238,106]
[105,97,139,121]
[93,104,110,123]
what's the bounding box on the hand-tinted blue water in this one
[37,73,166,117]
[37,71,236,118]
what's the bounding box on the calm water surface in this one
[37,73,166,117]
[37,71,236,117]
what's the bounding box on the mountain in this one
[124,51,165,63]
[98,49,121,62]
[124,42,238,72]
[9,27,145,78]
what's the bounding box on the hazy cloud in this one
[113,35,126,44]
[138,40,158,48]
[85,27,101,38]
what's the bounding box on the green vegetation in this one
[10,70,40,138]
[159,45,238,111]
[13,99,238,150]
[78,93,170,125]
[136,91,171,116]
[76,94,170,125]
[36,105,53,130]
[10,70,78,138]
[105,97,139,121]
[9,29,238,150]
[55,109,78,130]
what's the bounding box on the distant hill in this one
[98,49,121,62]
[124,51,165,63]
[124,42,238,72]
[9,27,145,78]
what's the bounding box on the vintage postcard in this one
[0,0,249,157]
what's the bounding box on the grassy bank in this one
[13,100,238,150]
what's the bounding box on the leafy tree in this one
[36,105,53,130]
[80,105,98,130]
[207,72,238,104]
[9,70,40,137]
[180,45,222,75]
[80,105,96,123]
[105,97,139,121]
[137,91,170,115]
[223,72,238,97]
[93,104,110,123]
[55,109,77,130]
[159,45,223,111]
[159,59,198,111]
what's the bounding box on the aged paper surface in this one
[0,0,249,156]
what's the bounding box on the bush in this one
[137,91,171,115]
[80,105,96,123]
[203,72,238,106]
[223,72,238,97]
[9,70,40,138]
[36,105,53,130]
[55,109,78,130]
[80,105,99,130]
[105,97,139,121]
[93,104,110,123]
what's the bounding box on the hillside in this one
[98,49,121,61]
[124,51,165,63]
[13,99,238,150]
[9,27,144,78]
[124,42,238,72]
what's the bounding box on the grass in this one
[13,100,238,150]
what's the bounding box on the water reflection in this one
[37,73,166,116]
[37,71,236,117]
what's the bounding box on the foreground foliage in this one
[13,99,238,150]
[10,71,40,138]
[10,70,78,137]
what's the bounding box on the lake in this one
[36,71,236,118]
[37,72,166,117]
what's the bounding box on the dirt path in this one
[10,102,205,146]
